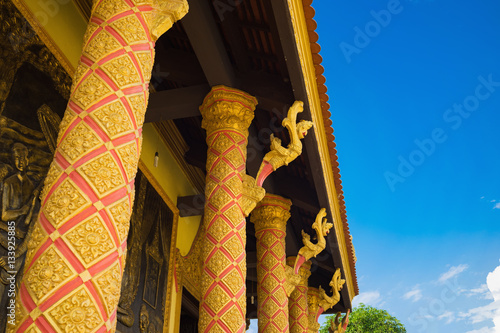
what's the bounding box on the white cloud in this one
[438,264,469,284]
[466,327,496,333]
[494,203,500,209]
[403,286,423,302]
[438,311,455,324]
[461,284,494,300]
[460,262,500,332]
[352,290,382,308]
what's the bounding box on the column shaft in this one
[287,257,311,333]
[199,86,257,333]
[251,194,292,333]
[14,1,188,332]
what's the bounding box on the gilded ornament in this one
[200,85,257,137]
[91,100,134,139]
[93,262,123,317]
[24,246,75,303]
[107,196,132,244]
[293,208,333,274]
[92,0,130,24]
[43,178,91,227]
[241,174,265,217]
[135,52,154,82]
[328,310,350,333]
[78,152,126,198]
[25,221,48,266]
[39,162,63,202]
[63,214,116,267]
[149,0,189,41]
[256,100,313,186]
[46,286,103,333]
[102,55,142,88]
[58,120,102,163]
[110,15,149,45]
[73,73,112,109]
[318,268,345,311]
[126,93,147,127]
[56,108,78,145]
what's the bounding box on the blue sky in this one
[312,0,500,332]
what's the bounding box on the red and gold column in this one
[13,1,188,332]
[287,257,311,333]
[199,86,257,333]
[307,288,322,333]
[250,194,292,333]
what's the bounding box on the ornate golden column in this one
[307,287,322,333]
[287,257,311,333]
[13,1,188,332]
[250,194,292,333]
[199,86,257,333]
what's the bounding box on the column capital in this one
[200,85,258,136]
[251,193,292,233]
[150,0,189,40]
[287,256,312,286]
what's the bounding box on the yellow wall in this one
[22,0,87,72]
[140,123,202,256]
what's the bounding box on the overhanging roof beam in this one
[181,0,236,86]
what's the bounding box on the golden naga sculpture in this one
[256,100,313,186]
[293,208,333,274]
[328,310,350,333]
[319,268,346,311]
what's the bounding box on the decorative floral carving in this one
[59,121,101,162]
[91,100,134,139]
[46,286,102,332]
[63,215,115,266]
[25,221,48,266]
[126,93,146,127]
[200,85,257,137]
[79,152,126,197]
[43,178,91,227]
[107,196,131,244]
[73,73,112,109]
[56,109,78,145]
[93,262,122,317]
[25,246,75,303]
[102,55,141,88]
[135,52,153,82]
[110,15,149,45]
[93,0,129,24]
[40,162,63,202]
[115,142,139,182]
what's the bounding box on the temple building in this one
[0,0,358,332]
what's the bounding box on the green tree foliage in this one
[319,303,406,333]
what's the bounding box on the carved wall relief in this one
[115,168,175,333]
